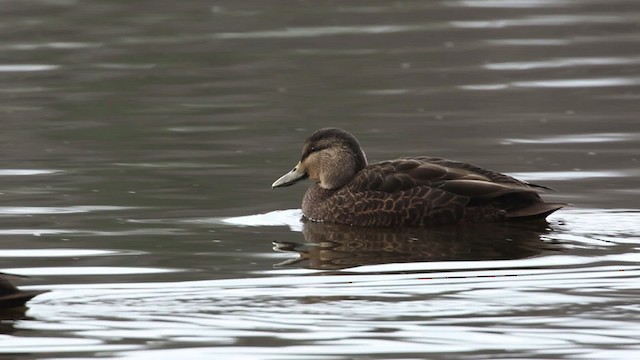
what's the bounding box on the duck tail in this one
[0,290,48,309]
[506,202,566,220]
[1,274,49,309]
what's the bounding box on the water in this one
[1,0,639,358]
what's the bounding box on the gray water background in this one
[1,0,639,359]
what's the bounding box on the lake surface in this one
[1,0,639,359]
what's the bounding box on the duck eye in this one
[303,145,321,160]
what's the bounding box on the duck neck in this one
[321,148,367,190]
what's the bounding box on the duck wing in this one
[413,156,554,190]
[350,157,537,197]
[347,157,564,221]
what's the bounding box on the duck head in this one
[272,128,368,190]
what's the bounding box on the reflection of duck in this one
[0,273,48,310]
[274,221,560,270]
[273,128,564,227]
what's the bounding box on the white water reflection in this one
[221,209,303,230]
[502,133,639,144]
[459,84,509,90]
[0,169,62,176]
[486,56,640,70]
[0,337,139,354]
[0,249,140,258]
[166,125,246,132]
[0,229,184,236]
[0,64,59,72]
[0,205,136,215]
[124,210,304,231]
[3,266,179,276]
[451,14,627,28]
[487,33,640,47]
[214,24,442,39]
[114,162,232,169]
[1,42,101,50]
[513,77,640,88]
[509,171,629,181]
[461,77,640,90]
[486,38,572,46]
[446,0,578,8]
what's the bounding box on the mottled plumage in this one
[272,128,564,227]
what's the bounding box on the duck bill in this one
[272,162,308,188]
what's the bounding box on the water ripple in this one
[221,209,303,230]
[1,42,101,51]
[486,56,640,70]
[0,169,62,176]
[487,33,640,47]
[22,258,639,358]
[0,337,139,354]
[130,210,304,230]
[214,15,636,41]
[2,266,180,276]
[451,14,630,28]
[0,205,136,215]
[214,24,442,39]
[0,249,143,258]
[0,229,185,236]
[114,162,233,169]
[513,77,640,88]
[502,133,640,144]
[508,170,631,181]
[93,63,157,70]
[18,201,638,358]
[461,77,640,90]
[0,64,59,72]
[446,0,579,8]
[486,38,572,46]
[166,125,245,132]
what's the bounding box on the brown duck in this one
[272,128,564,227]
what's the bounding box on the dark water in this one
[1,0,639,358]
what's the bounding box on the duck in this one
[0,273,48,309]
[272,128,564,227]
